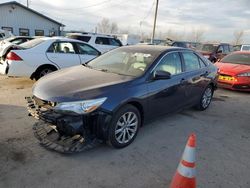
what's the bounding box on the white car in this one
[67,32,122,53]
[0,37,101,80]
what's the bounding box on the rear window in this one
[68,35,91,42]
[20,38,44,49]
[221,53,250,65]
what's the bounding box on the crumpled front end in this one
[26,96,111,153]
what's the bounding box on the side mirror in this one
[153,70,171,80]
[217,50,222,54]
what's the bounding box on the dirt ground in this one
[0,75,249,188]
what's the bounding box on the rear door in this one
[181,51,209,104]
[46,41,81,68]
[147,52,187,116]
[74,42,100,64]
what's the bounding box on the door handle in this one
[180,78,186,84]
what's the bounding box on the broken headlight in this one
[53,97,107,115]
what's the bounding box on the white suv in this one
[67,32,122,53]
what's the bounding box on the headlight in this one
[237,72,250,77]
[53,97,107,115]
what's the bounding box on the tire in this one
[196,85,214,111]
[35,66,56,80]
[108,105,141,148]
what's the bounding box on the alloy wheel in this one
[115,112,138,144]
[202,87,212,108]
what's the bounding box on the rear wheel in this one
[108,105,141,148]
[35,66,57,80]
[196,85,214,111]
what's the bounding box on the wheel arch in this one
[114,100,145,127]
[30,64,58,80]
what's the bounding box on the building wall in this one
[0,4,61,36]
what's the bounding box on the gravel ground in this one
[0,75,249,188]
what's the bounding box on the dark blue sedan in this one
[26,45,218,153]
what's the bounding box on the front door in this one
[146,52,187,117]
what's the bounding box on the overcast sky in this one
[1,0,250,43]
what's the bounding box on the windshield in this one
[221,53,250,65]
[199,44,218,52]
[88,47,161,77]
[20,38,44,49]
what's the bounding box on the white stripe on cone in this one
[177,163,196,178]
[182,145,196,163]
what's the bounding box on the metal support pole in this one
[151,0,159,44]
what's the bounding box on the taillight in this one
[6,52,23,61]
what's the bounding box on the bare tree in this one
[97,18,110,33]
[188,28,205,43]
[233,30,244,45]
[110,22,118,34]
[97,18,119,34]
[164,28,184,41]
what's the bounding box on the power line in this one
[32,0,113,11]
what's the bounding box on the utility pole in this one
[27,0,29,7]
[151,0,159,44]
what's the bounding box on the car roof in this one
[202,43,230,45]
[67,32,114,38]
[122,45,190,53]
[40,37,88,43]
[232,51,250,55]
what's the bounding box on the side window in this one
[109,38,122,46]
[217,45,224,53]
[198,57,207,68]
[182,52,201,71]
[155,52,182,75]
[47,42,76,54]
[224,45,230,53]
[95,37,110,45]
[76,43,99,56]
[229,45,234,52]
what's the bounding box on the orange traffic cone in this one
[169,134,196,188]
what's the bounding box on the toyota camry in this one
[26,45,218,153]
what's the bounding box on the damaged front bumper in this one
[26,96,112,153]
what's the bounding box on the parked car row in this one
[0,32,123,80]
[0,37,101,80]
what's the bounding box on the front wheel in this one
[196,85,214,111]
[108,105,141,148]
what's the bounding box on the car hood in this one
[215,62,250,75]
[33,65,134,102]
